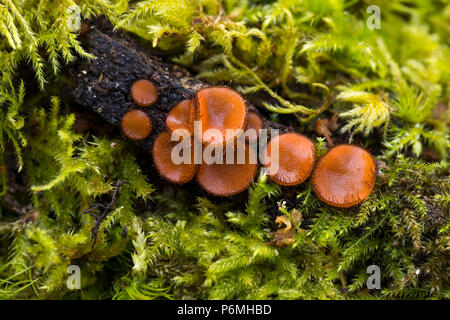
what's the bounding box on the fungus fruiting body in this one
[264,133,316,186]
[195,87,247,146]
[311,144,376,208]
[245,112,264,142]
[196,143,258,196]
[315,118,334,147]
[152,131,197,184]
[121,109,152,141]
[131,79,158,107]
[166,99,194,139]
[122,79,377,202]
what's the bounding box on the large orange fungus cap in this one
[311,144,376,208]
[166,99,195,139]
[194,87,247,146]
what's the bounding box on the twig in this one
[83,180,126,247]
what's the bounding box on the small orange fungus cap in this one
[166,99,195,139]
[264,133,316,186]
[131,79,158,107]
[245,112,264,142]
[195,87,247,146]
[121,109,152,141]
[152,131,197,184]
[197,143,258,196]
[312,145,376,208]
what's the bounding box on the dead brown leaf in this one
[270,209,303,247]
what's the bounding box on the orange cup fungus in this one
[245,112,264,142]
[196,143,258,196]
[131,79,159,107]
[264,133,316,186]
[121,109,152,141]
[312,144,376,208]
[152,131,197,184]
[194,87,247,146]
[166,99,195,139]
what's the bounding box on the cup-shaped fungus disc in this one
[195,87,247,146]
[197,143,258,196]
[131,79,158,107]
[264,133,316,186]
[152,131,197,184]
[121,109,152,141]
[245,112,264,142]
[166,99,195,139]
[311,145,376,208]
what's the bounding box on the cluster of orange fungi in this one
[121,80,376,208]
[121,79,157,141]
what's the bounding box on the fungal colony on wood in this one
[120,79,377,207]
[121,109,152,141]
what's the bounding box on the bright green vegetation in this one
[0,0,448,299]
